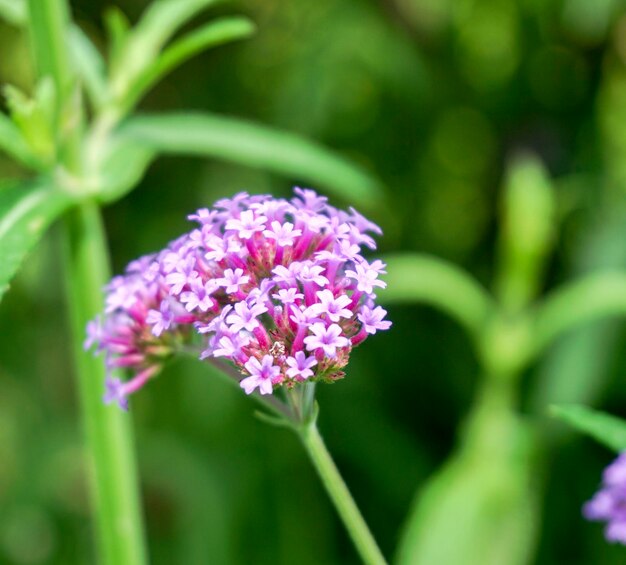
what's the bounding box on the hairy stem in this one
[298,422,388,565]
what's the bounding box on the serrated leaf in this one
[122,16,255,112]
[551,404,626,452]
[379,253,494,340]
[0,179,74,301]
[118,112,383,206]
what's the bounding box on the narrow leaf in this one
[379,253,494,340]
[532,272,626,355]
[119,112,383,205]
[69,26,108,109]
[110,0,219,98]
[104,6,131,67]
[0,179,74,301]
[529,213,626,419]
[128,0,218,52]
[495,154,555,312]
[551,405,626,452]
[97,137,155,204]
[123,16,255,111]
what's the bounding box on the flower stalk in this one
[297,420,388,565]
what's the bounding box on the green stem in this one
[62,201,148,565]
[26,0,72,96]
[298,422,388,565]
[27,1,148,563]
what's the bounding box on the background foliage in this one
[1,0,625,563]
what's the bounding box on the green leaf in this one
[104,6,131,68]
[0,179,74,301]
[396,411,537,565]
[97,137,155,204]
[0,112,39,168]
[379,253,494,340]
[529,212,626,420]
[69,26,108,110]
[0,0,25,26]
[110,0,219,99]
[122,16,255,112]
[551,405,626,452]
[4,80,56,165]
[128,0,218,52]
[118,112,383,206]
[532,272,626,355]
[495,154,555,313]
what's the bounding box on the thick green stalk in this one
[27,1,148,562]
[62,202,148,565]
[298,423,388,565]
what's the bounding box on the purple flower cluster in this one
[87,188,391,409]
[584,452,626,544]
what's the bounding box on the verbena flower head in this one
[583,452,626,544]
[87,188,391,409]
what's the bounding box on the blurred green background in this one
[1,0,626,563]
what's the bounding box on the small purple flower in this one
[204,234,241,261]
[273,287,303,305]
[215,191,250,214]
[105,276,139,313]
[165,255,198,295]
[289,304,320,326]
[188,208,219,225]
[209,333,250,359]
[357,305,392,334]
[584,452,626,544]
[146,301,174,336]
[348,206,383,235]
[84,317,102,350]
[345,260,386,294]
[217,268,250,294]
[298,264,329,287]
[305,290,353,322]
[272,262,303,284]
[285,351,317,380]
[263,221,302,247]
[226,301,268,333]
[293,187,327,211]
[241,355,281,395]
[103,377,129,410]
[304,323,350,358]
[180,279,218,312]
[225,210,267,239]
